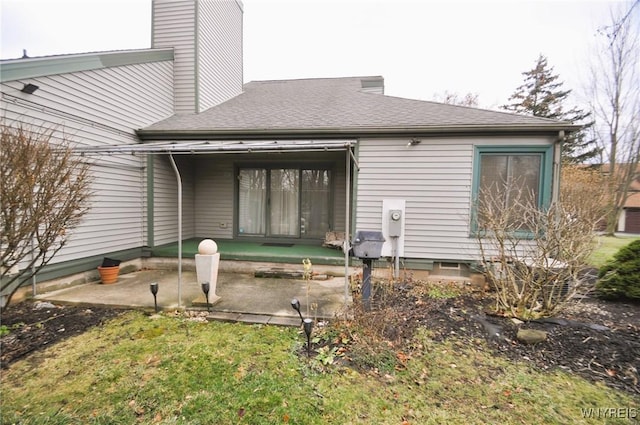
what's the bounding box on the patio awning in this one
[73,139,357,155]
[72,137,357,310]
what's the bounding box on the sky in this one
[0,0,627,110]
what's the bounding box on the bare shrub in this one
[559,165,610,227]
[475,177,605,319]
[1,122,92,309]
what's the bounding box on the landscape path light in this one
[290,298,303,324]
[303,318,313,357]
[149,282,159,313]
[201,282,211,312]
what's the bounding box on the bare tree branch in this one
[475,175,605,319]
[1,121,92,309]
[587,4,640,234]
[597,0,639,44]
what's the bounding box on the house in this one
[599,163,640,234]
[0,0,578,302]
[622,176,640,234]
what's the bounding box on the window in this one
[439,262,461,270]
[473,146,552,232]
[237,166,332,239]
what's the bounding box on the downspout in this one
[344,147,351,311]
[552,131,564,205]
[169,154,183,308]
[552,131,564,259]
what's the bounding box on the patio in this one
[37,240,353,326]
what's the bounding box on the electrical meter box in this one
[388,209,402,237]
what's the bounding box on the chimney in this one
[152,0,244,114]
[360,77,384,95]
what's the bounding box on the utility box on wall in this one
[381,199,405,257]
[388,209,402,237]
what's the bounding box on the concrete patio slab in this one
[35,268,350,326]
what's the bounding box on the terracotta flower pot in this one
[98,266,119,284]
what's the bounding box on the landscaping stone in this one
[517,328,548,345]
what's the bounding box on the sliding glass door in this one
[237,166,331,239]
[238,169,266,235]
[301,169,330,238]
[270,169,299,236]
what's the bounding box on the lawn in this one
[1,311,637,424]
[589,235,640,268]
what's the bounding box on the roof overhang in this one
[135,123,582,141]
[73,139,357,155]
[0,48,174,83]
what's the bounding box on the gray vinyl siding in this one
[182,158,196,239]
[143,155,150,246]
[332,157,347,232]
[152,0,197,114]
[0,61,174,264]
[196,0,243,111]
[194,156,234,238]
[190,152,347,240]
[153,156,175,245]
[355,137,553,262]
[153,156,196,245]
[2,63,174,132]
[152,0,242,114]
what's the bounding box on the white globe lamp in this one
[198,239,218,255]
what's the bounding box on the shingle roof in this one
[140,76,577,138]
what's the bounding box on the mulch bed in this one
[1,285,638,396]
[360,282,639,395]
[1,302,123,368]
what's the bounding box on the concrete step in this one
[254,268,330,280]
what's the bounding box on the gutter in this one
[136,124,582,141]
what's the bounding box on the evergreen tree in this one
[502,55,599,164]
